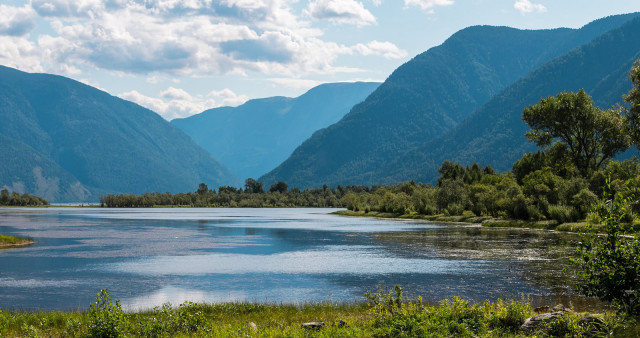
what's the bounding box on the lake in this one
[0,208,595,311]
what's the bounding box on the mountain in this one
[172,82,380,180]
[260,13,640,188]
[0,66,239,202]
[382,14,640,183]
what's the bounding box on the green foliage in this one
[87,289,125,338]
[269,181,288,193]
[0,188,48,206]
[573,180,640,315]
[548,204,581,224]
[244,178,264,193]
[366,286,536,337]
[523,89,630,176]
[625,60,640,147]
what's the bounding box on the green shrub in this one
[574,182,640,315]
[445,203,465,216]
[87,289,125,338]
[548,204,580,223]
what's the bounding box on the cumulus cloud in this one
[119,87,249,120]
[514,0,547,14]
[404,0,454,11]
[307,0,376,26]
[352,40,407,59]
[0,5,36,36]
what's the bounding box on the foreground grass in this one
[1,289,639,337]
[0,234,34,248]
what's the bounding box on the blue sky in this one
[1,0,639,120]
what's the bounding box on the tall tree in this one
[625,60,640,147]
[522,89,629,176]
[244,178,264,193]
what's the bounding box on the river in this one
[0,208,595,311]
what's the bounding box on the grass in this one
[333,210,491,224]
[0,234,34,248]
[333,210,640,236]
[1,289,638,337]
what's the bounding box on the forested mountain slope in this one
[0,66,238,202]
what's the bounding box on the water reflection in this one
[0,208,599,311]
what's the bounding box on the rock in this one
[552,304,570,312]
[534,305,550,313]
[521,312,565,333]
[301,322,325,329]
[578,315,606,336]
[248,322,257,332]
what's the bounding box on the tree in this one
[244,178,264,193]
[624,60,640,147]
[523,89,629,176]
[196,183,209,195]
[269,181,288,193]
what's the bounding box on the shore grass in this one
[333,210,628,235]
[2,293,637,337]
[333,210,492,224]
[0,234,34,248]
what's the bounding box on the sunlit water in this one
[0,208,596,311]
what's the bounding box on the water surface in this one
[0,208,590,311]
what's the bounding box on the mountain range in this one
[172,82,379,180]
[2,13,640,201]
[0,66,238,202]
[260,13,640,188]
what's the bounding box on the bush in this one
[573,183,640,315]
[548,204,580,223]
[87,289,125,338]
[445,203,465,216]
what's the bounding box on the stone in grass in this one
[301,322,325,329]
[521,312,565,333]
[577,316,607,336]
[248,322,257,332]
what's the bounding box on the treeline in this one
[99,180,368,208]
[0,188,48,206]
[341,159,639,224]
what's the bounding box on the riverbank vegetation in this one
[0,234,33,248]
[1,289,637,337]
[0,188,48,206]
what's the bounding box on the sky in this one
[1,1,639,120]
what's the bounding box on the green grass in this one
[1,289,637,337]
[333,210,491,224]
[0,234,33,247]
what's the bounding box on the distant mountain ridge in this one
[0,66,239,202]
[172,82,379,180]
[260,13,640,188]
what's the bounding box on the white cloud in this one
[119,87,249,120]
[267,77,322,89]
[514,0,547,14]
[352,40,408,59]
[404,0,453,11]
[307,0,376,26]
[0,5,36,37]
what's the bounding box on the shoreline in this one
[332,210,597,234]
